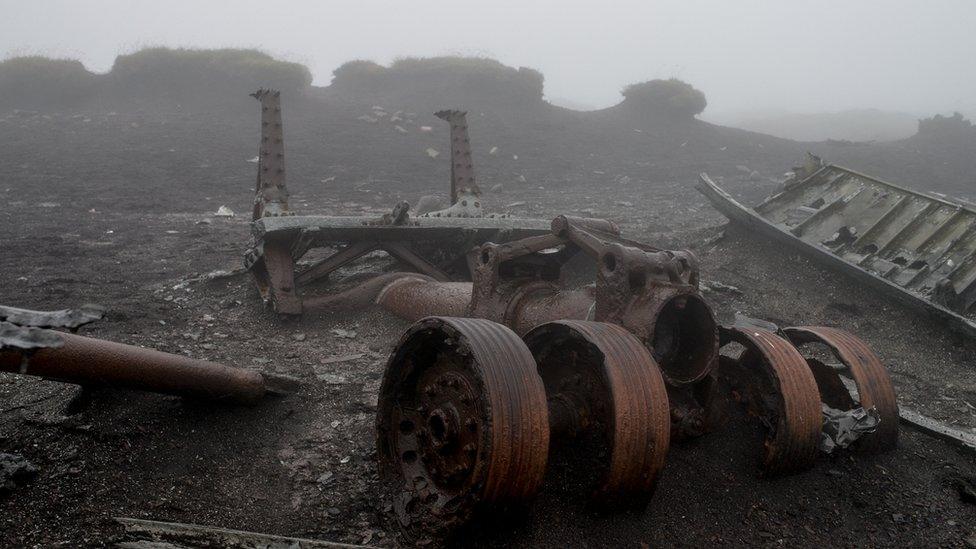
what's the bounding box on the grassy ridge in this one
[0,48,311,111]
[329,56,545,110]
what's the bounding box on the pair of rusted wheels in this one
[375,316,671,536]
[719,325,898,475]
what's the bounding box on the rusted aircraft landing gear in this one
[377,317,671,537]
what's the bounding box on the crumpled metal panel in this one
[0,321,64,352]
[0,303,104,329]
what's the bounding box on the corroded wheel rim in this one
[719,326,822,475]
[523,320,670,505]
[376,316,549,536]
[784,326,898,453]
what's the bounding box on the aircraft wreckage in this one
[243,91,899,537]
[698,154,976,339]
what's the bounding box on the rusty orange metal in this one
[784,326,899,452]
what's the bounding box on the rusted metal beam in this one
[379,242,450,282]
[296,241,379,287]
[250,88,290,219]
[0,330,269,405]
[434,110,480,204]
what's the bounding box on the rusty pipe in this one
[373,276,595,334]
[375,278,472,321]
[0,331,267,405]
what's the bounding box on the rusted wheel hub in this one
[784,326,899,452]
[719,326,822,475]
[524,320,671,506]
[376,316,549,537]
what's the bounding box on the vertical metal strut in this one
[435,110,480,204]
[251,89,290,219]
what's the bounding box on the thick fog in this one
[3,0,974,118]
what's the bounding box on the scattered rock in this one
[246,156,259,163]
[425,148,440,159]
[331,328,357,339]
[319,354,364,365]
[490,183,504,193]
[489,146,499,155]
[701,280,742,295]
[394,125,408,134]
[0,453,39,494]
[419,126,433,133]
[292,333,307,342]
[213,205,235,218]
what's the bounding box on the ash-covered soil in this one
[1,103,975,548]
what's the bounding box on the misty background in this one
[3,0,974,141]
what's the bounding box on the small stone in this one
[292,333,307,342]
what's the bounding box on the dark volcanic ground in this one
[1,103,975,548]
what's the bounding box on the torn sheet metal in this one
[697,158,976,338]
[0,303,104,329]
[0,321,64,352]
[820,404,880,454]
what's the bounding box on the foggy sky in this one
[3,0,974,117]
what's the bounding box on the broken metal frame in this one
[697,157,976,339]
[244,91,551,315]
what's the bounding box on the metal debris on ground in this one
[0,304,297,405]
[820,405,881,454]
[0,303,104,330]
[698,153,976,338]
[242,93,551,316]
[355,214,900,537]
[115,517,373,549]
[234,93,906,540]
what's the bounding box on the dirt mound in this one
[326,56,545,112]
[0,48,312,113]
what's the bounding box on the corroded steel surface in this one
[250,89,290,219]
[435,110,479,204]
[0,331,267,405]
[376,317,549,537]
[720,327,822,475]
[698,160,976,338]
[784,326,899,452]
[524,320,670,504]
[375,279,472,321]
